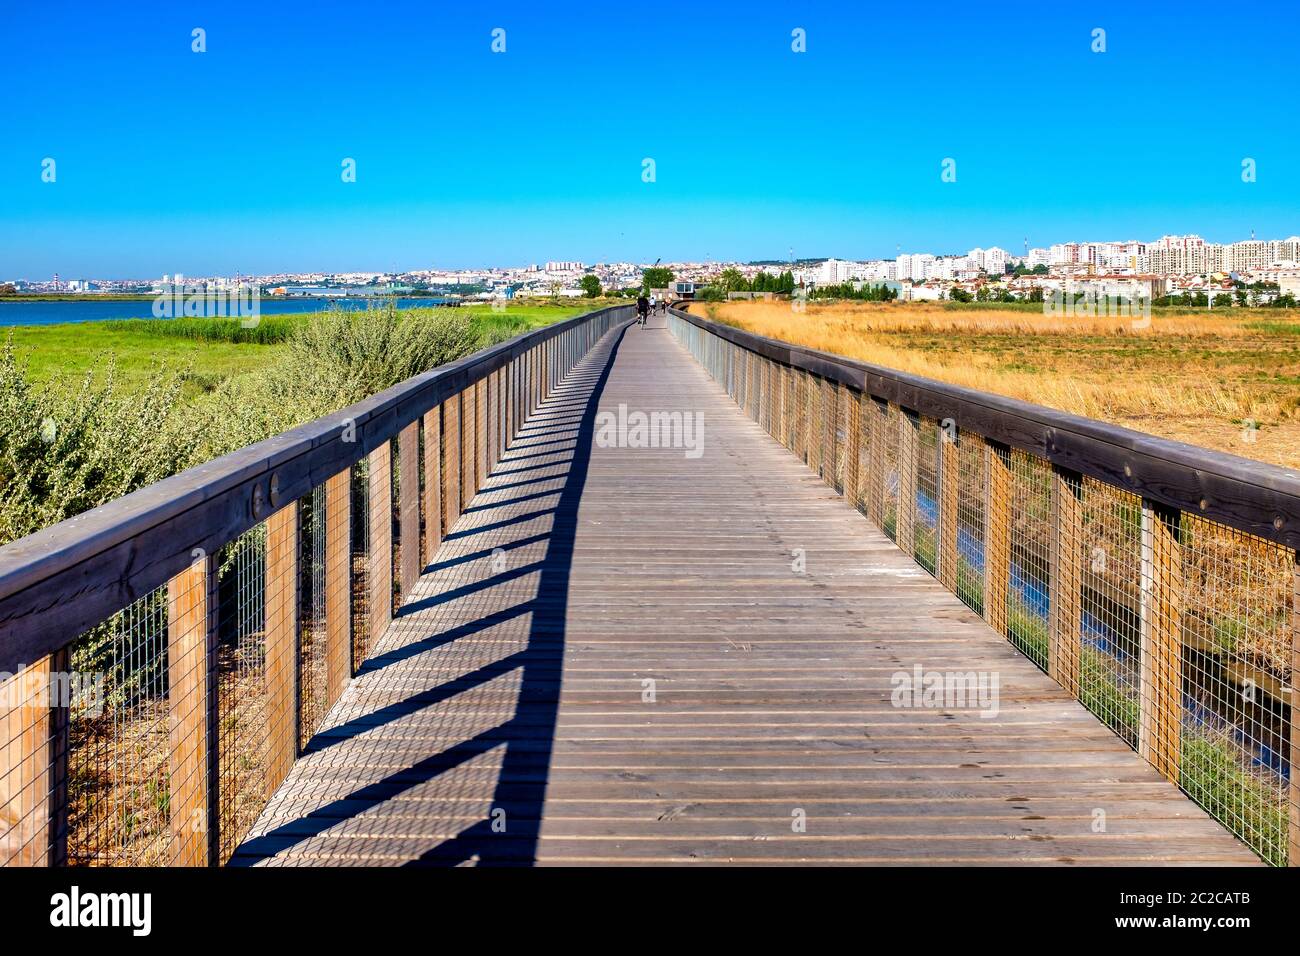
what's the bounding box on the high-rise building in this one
[984,247,1009,275]
[1147,235,1208,275]
[1224,241,1271,273]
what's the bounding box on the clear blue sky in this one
[2,0,1296,277]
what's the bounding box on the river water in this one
[0,297,452,327]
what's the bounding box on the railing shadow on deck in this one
[231,324,630,866]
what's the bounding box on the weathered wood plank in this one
[167,553,215,866]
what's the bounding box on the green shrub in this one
[196,305,480,459]
[0,338,200,544]
[100,315,300,344]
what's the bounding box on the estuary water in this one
[0,297,452,327]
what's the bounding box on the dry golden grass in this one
[706,301,1300,469]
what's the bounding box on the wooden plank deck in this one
[232,317,1259,866]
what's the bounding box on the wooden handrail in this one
[0,305,633,674]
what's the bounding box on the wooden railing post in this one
[398,421,420,599]
[1139,500,1182,783]
[325,469,351,706]
[1049,466,1084,695]
[896,408,918,557]
[368,441,393,642]
[938,425,959,592]
[984,442,1012,637]
[166,551,217,866]
[265,501,299,800]
[0,655,65,866]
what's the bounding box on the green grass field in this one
[6,300,604,397]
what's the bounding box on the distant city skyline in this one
[4,1,1297,276]
[9,227,1299,286]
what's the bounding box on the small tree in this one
[718,268,748,293]
[642,267,674,292]
[579,274,601,298]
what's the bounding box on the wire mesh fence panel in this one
[65,587,173,866]
[833,383,848,494]
[954,431,987,615]
[913,417,940,576]
[216,527,269,864]
[853,392,873,516]
[880,404,901,543]
[806,373,823,478]
[1006,451,1053,672]
[1178,515,1294,866]
[790,366,800,463]
[1076,476,1143,749]
[761,358,774,437]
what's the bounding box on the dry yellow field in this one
[703,300,1300,470]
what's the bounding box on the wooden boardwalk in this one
[233,318,1259,866]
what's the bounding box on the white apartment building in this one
[984,246,1009,274]
[1147,235,1208,275]
[819,259,858,284]
[896,253,935,282]
[1050,243,1083,266]
[1026,248,1051,269]
[1223,241,1269,273]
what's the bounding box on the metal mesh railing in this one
[0,306,631,867]
[1179,516,1293,866]
[669,311,1299,867]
